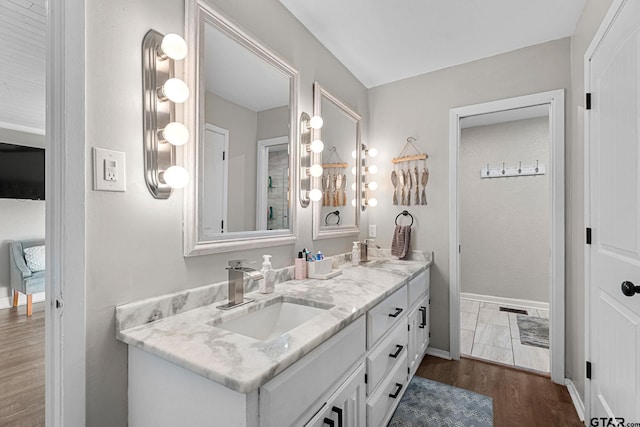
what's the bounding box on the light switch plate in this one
[93,147,126,192]
[369,224,377,238]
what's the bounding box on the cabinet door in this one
[407,305,421,375]
[419,293,430,353]
[305,364,365,427]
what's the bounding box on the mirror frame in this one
[184,0,299,255]
[312,82,361,240]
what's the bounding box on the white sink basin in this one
[216,302,328,341]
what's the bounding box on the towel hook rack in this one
[395,210,414,226]
[325,210,341,226]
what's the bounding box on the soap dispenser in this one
[260,255,275,294]
[352,242,360,265]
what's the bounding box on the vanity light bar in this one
[142,29,190,199]
[299,112,324,207]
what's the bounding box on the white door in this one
[202,124,228,235]
[587,0,640,421]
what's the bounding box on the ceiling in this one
[279,0,586,88]
[0,0,46,135]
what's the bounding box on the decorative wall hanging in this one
[391,137,429,206]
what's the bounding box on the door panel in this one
[589,0,640,421]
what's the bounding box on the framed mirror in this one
[312,82,361,240]
[184,0,299,255]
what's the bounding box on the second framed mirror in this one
[312,82,360,240]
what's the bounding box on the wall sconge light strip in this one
[299,112,324,207]
[142,29,190,199]
[361,143,378,210]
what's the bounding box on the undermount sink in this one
[216,301,329,341]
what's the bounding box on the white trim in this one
[47,0,86,425]
[449,90,565,385]
[460,292,549,311]
[583,0,627,421]
[565,379,585,422]
[425,347,452,360]
[0,291,46,309]
[256,136,288,231]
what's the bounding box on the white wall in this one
[84,0,367,424]
[460,117,550,302]
[0,199,45,301]
[367,37,570,355]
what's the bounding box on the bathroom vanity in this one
[117,257,431,426]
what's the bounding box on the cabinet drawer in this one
[366,352,408,427]
[367,286,407,349]
[260,316,366,427]
[407,269,429,307]
[366,320,407,396]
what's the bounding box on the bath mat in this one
[388,376,493,427]
[517,315,549,349]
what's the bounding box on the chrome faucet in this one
[217,260,264,310]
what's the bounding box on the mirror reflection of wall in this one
[202,22,290,235]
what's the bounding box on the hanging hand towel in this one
[391,225,411,259]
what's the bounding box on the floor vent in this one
[499,307,528,315]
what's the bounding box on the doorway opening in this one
[449,90,565,383]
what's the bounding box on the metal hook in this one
[518,161,522,174]
[535,160,539,173]
[502,162,506,175]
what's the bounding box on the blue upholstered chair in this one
[9,240,45,316]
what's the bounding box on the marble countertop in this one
[117,257,431,393]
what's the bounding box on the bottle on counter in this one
[352,242,360,265]
[295,251,307,279]
[260,254,275,294]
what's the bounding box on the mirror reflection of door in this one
[202,124,228,235]
[256,137,289,231]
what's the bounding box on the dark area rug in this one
[388,376,493,427]
[517,315,549,349]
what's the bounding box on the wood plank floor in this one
[415,355,583,427]
[0,303,45,427]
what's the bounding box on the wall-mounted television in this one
[0,142,45,200]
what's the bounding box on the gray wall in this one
[367,37,570,357]
[257,105,289,140]
[84,0,368,424]
[460,117,550,302]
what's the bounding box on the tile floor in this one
[460,298,550,373]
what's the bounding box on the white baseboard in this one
[461,292,549,311]
[565,379,585,422]
[0,291,46,309]
[426,347,452,360]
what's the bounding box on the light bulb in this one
[368,181,378,191]
[368,148,378,157]
[351,182,356,191]
[309,115,323,129]
[159,33,187,60]
[160,78,189,103]
[367,164,378,174]
[309,139,324,153]
[162,165,189,188]
[309,188,323,202]
[309,164,323,177]
[368,198,378,207]
[351,166,357,175]
[160,122,189,146]
[351,150,357,159]
[351,198,356,207]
